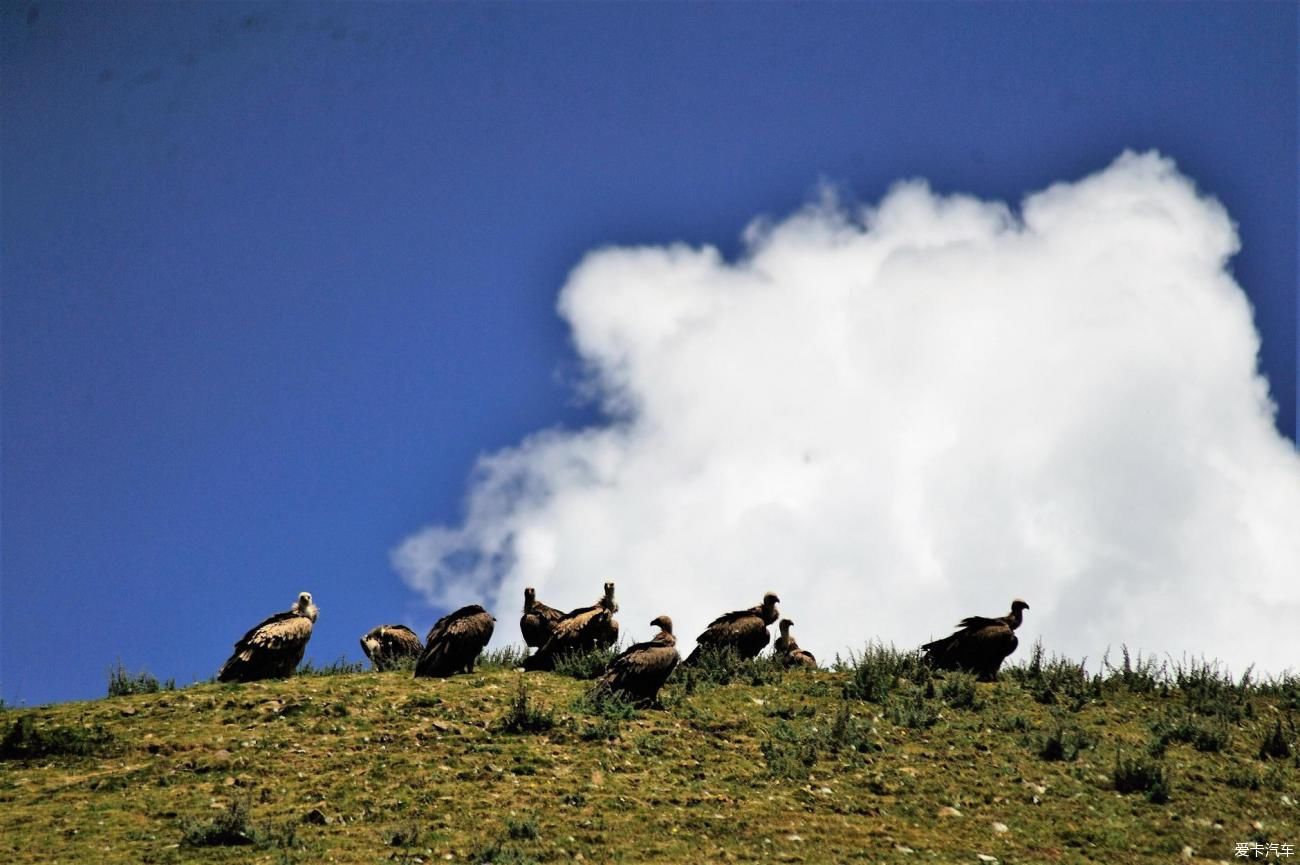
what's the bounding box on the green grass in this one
[0,650,1296,863]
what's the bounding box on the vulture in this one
[523,582,619,672]
[519,586,564,650]
[595,615,679,706]
[360,624,423,671]
[683,591,780,665]
[921,598,1029,682]
[414,605,496,678]
[217,592,318,683]
[774,619,817,669]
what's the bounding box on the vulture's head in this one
[294,592,319,622]
[779,618,794,633]
[602,581,619,612]
[762,592,780,607]
[1011,599,1030,613]
[650,615,673,634]
[524,586,536,605]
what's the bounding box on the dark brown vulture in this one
[595,615,679,706]
[683,591,780,665]
[921,598,1029,682]
[217,592,318,683]
[360,624,423,671]
[519,586,564,649]
[523,582,619,672]
[774,619,817,668]
[414,605,496,678]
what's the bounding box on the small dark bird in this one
[414,605,495,678]
[519,586,564,649]
[774,618,816,668]
[360,624,423,671]
[921,598,1029,682]
[684,591,780,665]
[523,582,619,672]
[218,592,318,683]
[595,615,680,706]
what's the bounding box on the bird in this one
[683,591,780,665]
[921,598,1029,682]
[359,624,423,671]
[594,615,680,706]
[773,618,816,668]
[217,592,318,683]
[414,605,496,678]
[523,582,619,672]
[519,586,564,650]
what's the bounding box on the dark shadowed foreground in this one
[0,646,1296,864]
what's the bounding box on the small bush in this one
[1038,720,1094,762]
[1113,753,1171,803]
[505,816,539,841]
[467,840,540,865]
[1174,657,1251,722]
[296,657,365,676]
[480,646,530,671]
[0,716,116,760]
[1101,646,1167,695]
[825,704,880,755]
[839,643,928,703]
[1007,642,1095,711]
[761,720,820,779]
[939,672,981,710]
[574,688,638,721]
[180,799,258,847]
[496,681,555,734]
[1225,764,1262,790]
[551,645,620,680]
[885,683,936,729]
[107,661,174,697]
[678,645,786,692]
[1149,711,1231,755]
[1258,720,1292,761]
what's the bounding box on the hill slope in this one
[1,649,1297,864]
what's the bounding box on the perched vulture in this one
[595,615,679,706]
[774,619,817,669]
[519,586,564,649]
[921,598,1029,682]
[414,605,496,678]
[523,582,619,672]
[360,624,423,671]
[683,591,780,665]
[217,592,318,683]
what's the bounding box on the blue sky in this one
[2,2,1295,706]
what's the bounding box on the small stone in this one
[977,856,998,864]
[992,822,1008,834]
[895,845,914,854]
[1253,820,1264,831]
[431,720,452,733]
[939,806,963,818]
[1182,846,1194,859]
[120,706,138,717]
[1282,794,1294,806]
[786,835,803,842]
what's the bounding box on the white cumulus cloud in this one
[393,151,1300,676]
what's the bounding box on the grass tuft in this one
[0,715,116,760]
[1257,720,1292,761]
[838,643,928,703]
[106,661,174,697]
[180,799,259,847]
[1113,752,1171,803]
[550,644,620,680]
[480,645,530,671]
[496,680,556,734]
[296,656,366,676]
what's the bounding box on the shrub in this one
[479,646,530,671]
[107,661,174,697]
[939,672,981,710]
[1174,657,1251,722]
[885,683,936,729]
[296,657,365,676]
[551,645,619,680]
[839,643,928,703]
[1101,645,1167,695]
[1149,711,1231,755]
[1038,720,1093,761]
[180,799,258,847]
[0,715,116,760]
[496,681,555,734]
[677,646,786,692]
[505,816,539,841]
[1006,642,1095,711]
[761,720,820,779]
[1258,720,1292,761]
[825,704,880,755]
[1226,764,1262,790]
[1113,753,1171,803]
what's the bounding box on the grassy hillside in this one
[1,646,1296,864]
